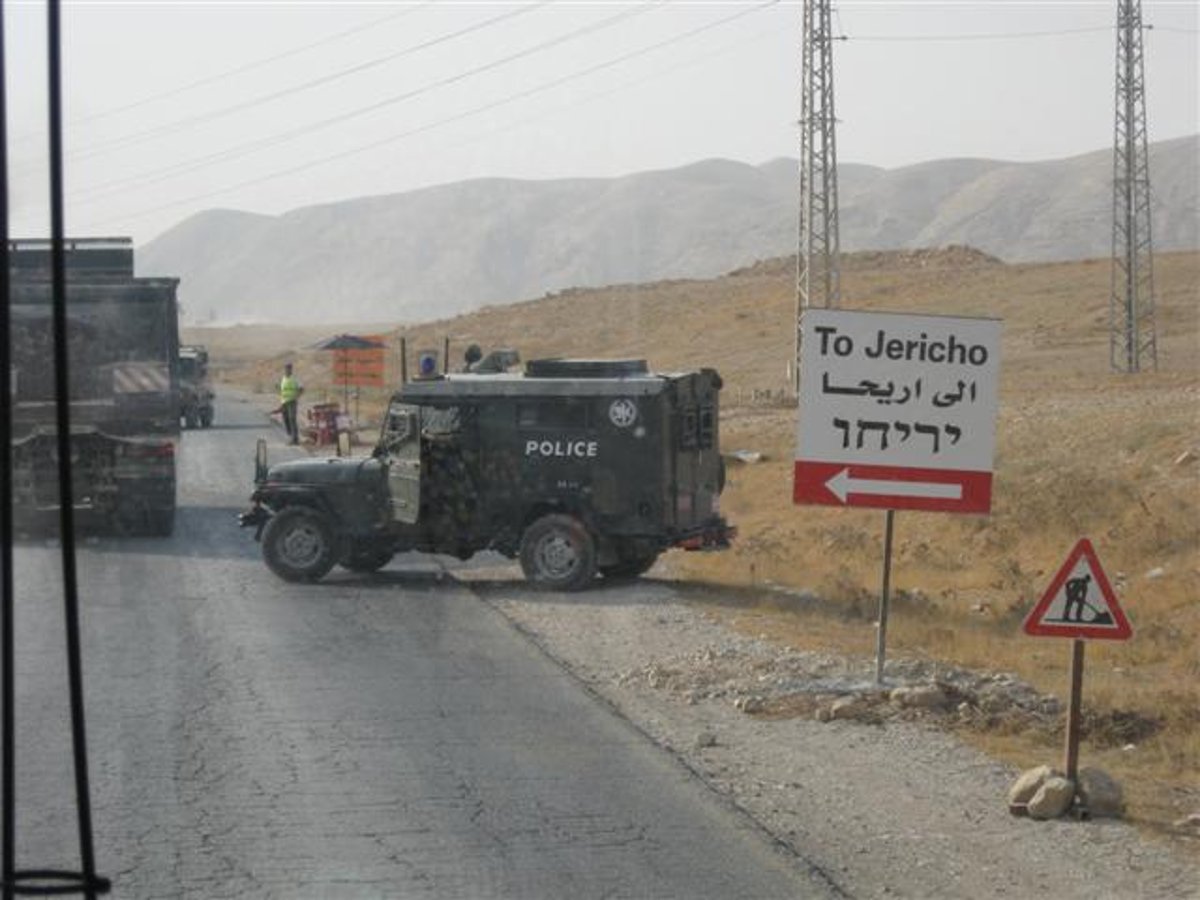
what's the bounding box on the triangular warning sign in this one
[1023,539,1132,640]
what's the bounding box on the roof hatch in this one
[524,358,649,378]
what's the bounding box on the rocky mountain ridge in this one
[140,134,1198,325]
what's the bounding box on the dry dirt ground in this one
[458,567,1199,899]
[190,247,1200,855]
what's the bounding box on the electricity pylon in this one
[1110,0,1158,372]
[795,0,842,395]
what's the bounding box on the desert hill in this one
[149,135,1198,326]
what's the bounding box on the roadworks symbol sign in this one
[1023,539,1132,641]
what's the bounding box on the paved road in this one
[8,392,838,898]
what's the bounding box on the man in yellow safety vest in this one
[279,362,304,444]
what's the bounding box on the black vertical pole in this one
[1063,639,1085,783]
[0,3,16,897]
[46,1,105,895]
[874,509,895,684]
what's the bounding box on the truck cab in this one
[241,356,733,590]
[179,344,214,429]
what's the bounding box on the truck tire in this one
[519,514,597,591]
[262,507,338,583]
[199,407,213,428]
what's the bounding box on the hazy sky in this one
[5,1,1198,245]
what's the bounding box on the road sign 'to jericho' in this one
[794,309,1002,513]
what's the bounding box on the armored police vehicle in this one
[240,357,733,590]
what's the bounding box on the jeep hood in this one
[265,456,382,485]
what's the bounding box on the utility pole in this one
[795,0,842,395]
[1110,0,1158,373]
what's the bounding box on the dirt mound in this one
[725,245,1005,280]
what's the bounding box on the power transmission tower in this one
[795,0,842,394]
[1110,0,1158,372]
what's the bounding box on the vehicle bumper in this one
[238,503,271,539]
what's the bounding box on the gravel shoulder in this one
[459,566,1198,900]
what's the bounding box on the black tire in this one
[184,408,199,430]
[339,544,394,573]
[199,407,214,428]
[519,514,597,591]
[262,507,339,583]
[600,551,659,580]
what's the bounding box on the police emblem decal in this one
[608,398,638,428]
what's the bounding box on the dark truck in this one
[179,344,214,429]
[9,237,181,536]
[241,357,733,590]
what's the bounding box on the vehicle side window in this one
[421,405,465,436]
[382,404,419,447]
[679,406,698,449]
[678,403,714,450]
[698,404,715,449]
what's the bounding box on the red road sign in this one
[1023,539,1132,640]
[793,461,992,513]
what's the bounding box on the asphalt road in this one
[7,392,838,899]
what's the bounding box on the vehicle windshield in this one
[4,3,1198,898]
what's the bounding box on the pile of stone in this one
[621,638,1063,732]
[1007,765,1125,821]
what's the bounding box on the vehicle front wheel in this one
[519,514,596,591]
[262,507,338,582]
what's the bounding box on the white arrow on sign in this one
[826,469,964,504]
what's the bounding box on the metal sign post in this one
[1023,540,1132,797]
[1064,640,1086,782]
[794,309,1002,682]
[875,509,896,683]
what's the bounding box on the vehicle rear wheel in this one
[199,407,213,428]
[262,507,338,582]
[519,514,596,591]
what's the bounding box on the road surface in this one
[7,391,839,898]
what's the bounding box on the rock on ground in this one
[1028,776,1076,821]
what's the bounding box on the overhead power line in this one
[12,3,434,142]
[73,2,661,204]
[67,1,550,161]
[425,18,783,164]
[844,26,1115,42]
[83,0,780,230]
